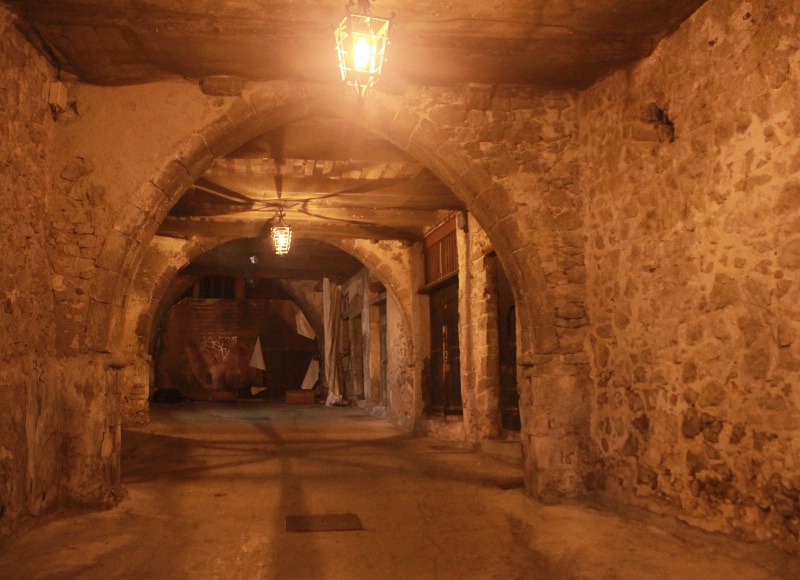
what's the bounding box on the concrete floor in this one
[0,403,797,579]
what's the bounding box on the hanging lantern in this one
[335,5,393,97]
[271,208,292,255]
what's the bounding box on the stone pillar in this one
[53,355,124,507]
[461,221,502,443]
[520,359,591,499]
[119,356,151,426]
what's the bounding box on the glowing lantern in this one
[335,7,393,97]
[271,209,292,255]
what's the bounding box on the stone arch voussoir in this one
[317,236,415,334]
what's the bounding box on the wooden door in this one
[379,304,388,405]
[496,263,520,430]
[427,280,462,415]
[351,314,364,399]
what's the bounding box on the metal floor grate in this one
[285,513,363,532]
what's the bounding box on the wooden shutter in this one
[423,218,458,286]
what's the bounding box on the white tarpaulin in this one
[295,310,316,339]
[323,277,342,405]
[300,359,319,390]
[249,336,266,371]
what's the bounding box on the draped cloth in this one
[323,278,342,405]
[249,336,267,396]
[249,336,266,371]
[300,359,320,390]
[295,310,316,339]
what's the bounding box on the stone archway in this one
[122,231,418,422]
[89,84,556,359]
[86,81,584,498]
[125,237,416,363]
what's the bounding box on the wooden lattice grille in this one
[424,219,458,286]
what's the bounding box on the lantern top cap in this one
[351,0,372,14]
[346,0,394,19]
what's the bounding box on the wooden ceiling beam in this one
[180,263,360,281]
[158,217,421,241]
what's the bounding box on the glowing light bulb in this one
[353,36,372,71]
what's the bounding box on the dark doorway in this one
[496,263,519,431]
[426,279,462,415]
[350,314,365,400]
[379,303,388,406]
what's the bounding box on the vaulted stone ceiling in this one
[5,0,707,281]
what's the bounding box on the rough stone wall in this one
[580,0,800,551]
[51,81,234,356]
[0,10,128,536]
[0,8,57,533]
[356,270,373,405]
[461,215,502,442]
[341,270,366,401]
[128,236,196,354]
[365,276,384,409]
[455,220,477,440]
[329,238,417,424]
[445,213,504,444]
[386,291,415,429]
[403,86,591,495]
[120,235,195,424]
[48,153,116,355]
[49,356,123,506]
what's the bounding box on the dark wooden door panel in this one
[426,280,461,415]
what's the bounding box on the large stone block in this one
[468,185,517,235]
[90,268,126,306]
[84,301,117,353]
[388,108,420,151]
[429,140,475,199]
[407,119,449,167]
[147,159,194,205]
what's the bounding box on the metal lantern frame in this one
[271,208,292,255]
[335,11,392,97]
